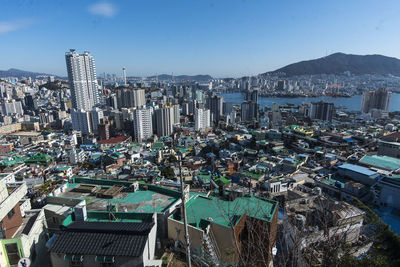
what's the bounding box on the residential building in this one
[0,176,46,267]
[168,191,278,266]
[337,164,381,185]
[194,107,210,132]
[116,88,145,109]
[207,94,223,125]
[378,132,400,158]
[49,219,161,267]
[310,101,334,121]
[241,101,258,122]
[89,108,104,134]
[361,88,391,114]
[1,100,23,115]
[155,106,174,137]
[65,49,100,111]
[71,109,92,134]
[133,107,153,142]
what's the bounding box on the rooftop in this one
[13,210,41,238]
[338,163,378,177]
[174,194,278,230]
[97,135,130,145]
[54,177,180,213]
[50,221,154,257]
[359,155,400,171]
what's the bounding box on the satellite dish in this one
[18,258,31,267]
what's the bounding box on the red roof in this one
[98,136,130,144]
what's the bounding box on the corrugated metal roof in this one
[359,155,400,171]
[50,222,153,257]
[338,164,377,176]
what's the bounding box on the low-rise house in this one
[0,176,46,266]
[49,216,161,267]
[168,191,278,266]
[378,132,400,158]
[337,164,381,186]
[282,194,364,258]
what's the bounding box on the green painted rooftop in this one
[175,194,278,230]
[58,177,181,213]
[0,156,28,166]
[152,142,164,149]
[63,211,154,226]
[359,155,400,171]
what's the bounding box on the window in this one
[69,255,83,267]
[96,256,115,267]
[7,208,15,220]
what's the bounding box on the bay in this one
[220,92,400,112]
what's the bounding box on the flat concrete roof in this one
[8,131,40,136]
[56,182,179,213]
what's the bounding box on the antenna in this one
[122,67,127,86]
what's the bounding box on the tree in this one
[161,167,175,180]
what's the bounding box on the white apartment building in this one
[71,109,92,134]
[65,49,100,111]
[1,100,23,115]
[133,107,153,142]
[194,107,210,131]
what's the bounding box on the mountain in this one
[147,74,213,82]
[0,68,60,79]
[268,53,400,76]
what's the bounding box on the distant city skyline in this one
[1,0,400,77]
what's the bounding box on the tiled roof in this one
[98,136,130,144]
[50,222,153,257]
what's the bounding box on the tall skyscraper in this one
[24,94,38,111]
[65,49,100,111]
[155,106,174,137]
[310,101,334,121]
[133,89,146,108]
[173,104,180,125]
[241,89,258,122]
[361,88,391,114]
[207,94,223,125]
[194,108,211,131]
[241,102,258,122]
[245,89,258,102]
[133,107,153,142]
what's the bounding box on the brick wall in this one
[1,203,23,238]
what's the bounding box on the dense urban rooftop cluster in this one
[0,50,399,267]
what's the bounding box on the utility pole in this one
[179,152,191,267]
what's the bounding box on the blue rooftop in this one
[338,164,378,177]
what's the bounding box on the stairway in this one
[203,232,220,267]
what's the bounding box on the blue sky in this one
[1,0,400,77]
